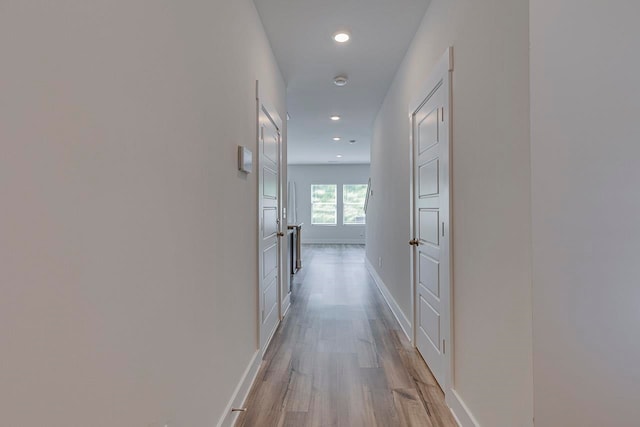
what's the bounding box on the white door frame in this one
[256,81,284,354]
[409,47,454,394]
[279,123,291,319]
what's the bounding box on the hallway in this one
[237,245,457,427]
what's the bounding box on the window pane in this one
[343,184,367,205]
[343,204,365,224]
[311,185,337,225]
[343,184,367,225]
[312,203,336,225]
[312,185,337,204]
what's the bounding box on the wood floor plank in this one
[366,387,400,426]
[393,388,435,427]
[418,382,458,427]
[285,370,313,412]
[280,411,308,427]
[235,245,457,427]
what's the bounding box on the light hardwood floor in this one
[236,245,457,427]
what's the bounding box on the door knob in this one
[277,232,285,237]
[409,239,419,246]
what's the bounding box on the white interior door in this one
[411,48,452,390]
[258,102,282,352]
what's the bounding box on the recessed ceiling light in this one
[333,32,350,43]
[336,154,343,158]
[333,137,341,141]
[330,115,341,121]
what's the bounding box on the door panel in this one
[419,296,441,348]
[419,159,439,196]
[419,107,439,153]
[416,296,443,386]
[263,277,278,322]
[263,168,277,199]
[263,128,278,163]
[263,208,278,238]
[419,210,439,246]
[263,243,278,278]
[419,253,440,299]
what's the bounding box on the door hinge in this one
[443,340,445,354]
[442,222,445,237]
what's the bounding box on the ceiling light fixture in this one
[334,75,348,87]
[349,139,357,144]
[330,115,341,121]
[333,31,350,43]
[333,137,341,141]
[336,154,343,158]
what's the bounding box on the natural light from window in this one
[311,184,337,225]
[343,184,367,225]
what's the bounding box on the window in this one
[311,185,337,225]
[343,184,367,225]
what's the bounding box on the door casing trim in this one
[408,47,455,397]
[256,80,284,355]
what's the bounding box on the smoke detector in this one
[334,75,348,87]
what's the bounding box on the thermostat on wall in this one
[238,146,253,173]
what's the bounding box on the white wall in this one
[288,164,369,244]
[0,1,285,426]
[530,1,640,426]
[366,0,533,425]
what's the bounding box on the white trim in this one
[216,351,262,427]
[281,291,291,319]
[303,238,366,245]
[447,389,481,427]
[365,257,412,341]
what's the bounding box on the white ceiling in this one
[253,0,431,165]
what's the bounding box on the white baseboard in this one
[364,257,412,341]
[447,388,481,427]
[216,350,262,427]
[281,292,291,318]
[302,238,365,245]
